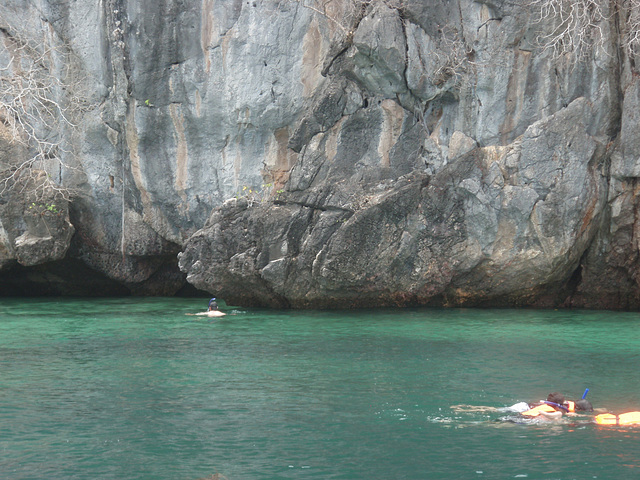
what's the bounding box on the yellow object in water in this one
[521,404,557,417]
[595,412,640,425]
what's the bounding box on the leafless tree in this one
[526,0,640,68]
[0,17,87,202]
[620,0,640,57]
[527,0,608,63]
[291,0,363,37]
[291,0,406,38]
[430,25,473,87]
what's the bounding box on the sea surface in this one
[1,297,640,480]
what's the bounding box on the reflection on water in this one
[1,298,640,479]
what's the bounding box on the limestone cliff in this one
[0,0,639,309]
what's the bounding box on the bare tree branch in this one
[621,0,640,57]
[528,0,608,63]
[291,0,406,38]
[430,25,473,87]
[0,16,88,202]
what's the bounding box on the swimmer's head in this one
[575,399,593,412]
[208,298,218,311]
[546,392,565,405]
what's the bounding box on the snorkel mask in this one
[543,401,569,412]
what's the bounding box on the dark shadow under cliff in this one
[0,257,208,297]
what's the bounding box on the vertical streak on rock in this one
[125,103,170,242]
[221,135,229,166]
[500,49,530,145]
[195,89,202,117]
[221,31,232,73]
[102,0,131,258]
[125,103,150,210]
[378,99,404,167]
[125,105,178,242]
[201,0,214,74]
[301,17,323,98]
[276,127,291,170]
[265,127,297,185]
[170,103,189,202]
[325,117,346,162]
[103,0,129,123]
[234,137,242,189]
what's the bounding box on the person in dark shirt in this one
[190,298,226,317]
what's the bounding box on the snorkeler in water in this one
[451,389,639,428]
[508,398,597,425]
[452,392,564,413]
[452,392,600,422]
[187,298,227,317]
[520,392,572,420]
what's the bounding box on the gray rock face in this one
[179,96,608,308]
[1,0,639,308]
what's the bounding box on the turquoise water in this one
[1,298,640,479]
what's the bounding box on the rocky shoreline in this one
[2,1,640,309]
